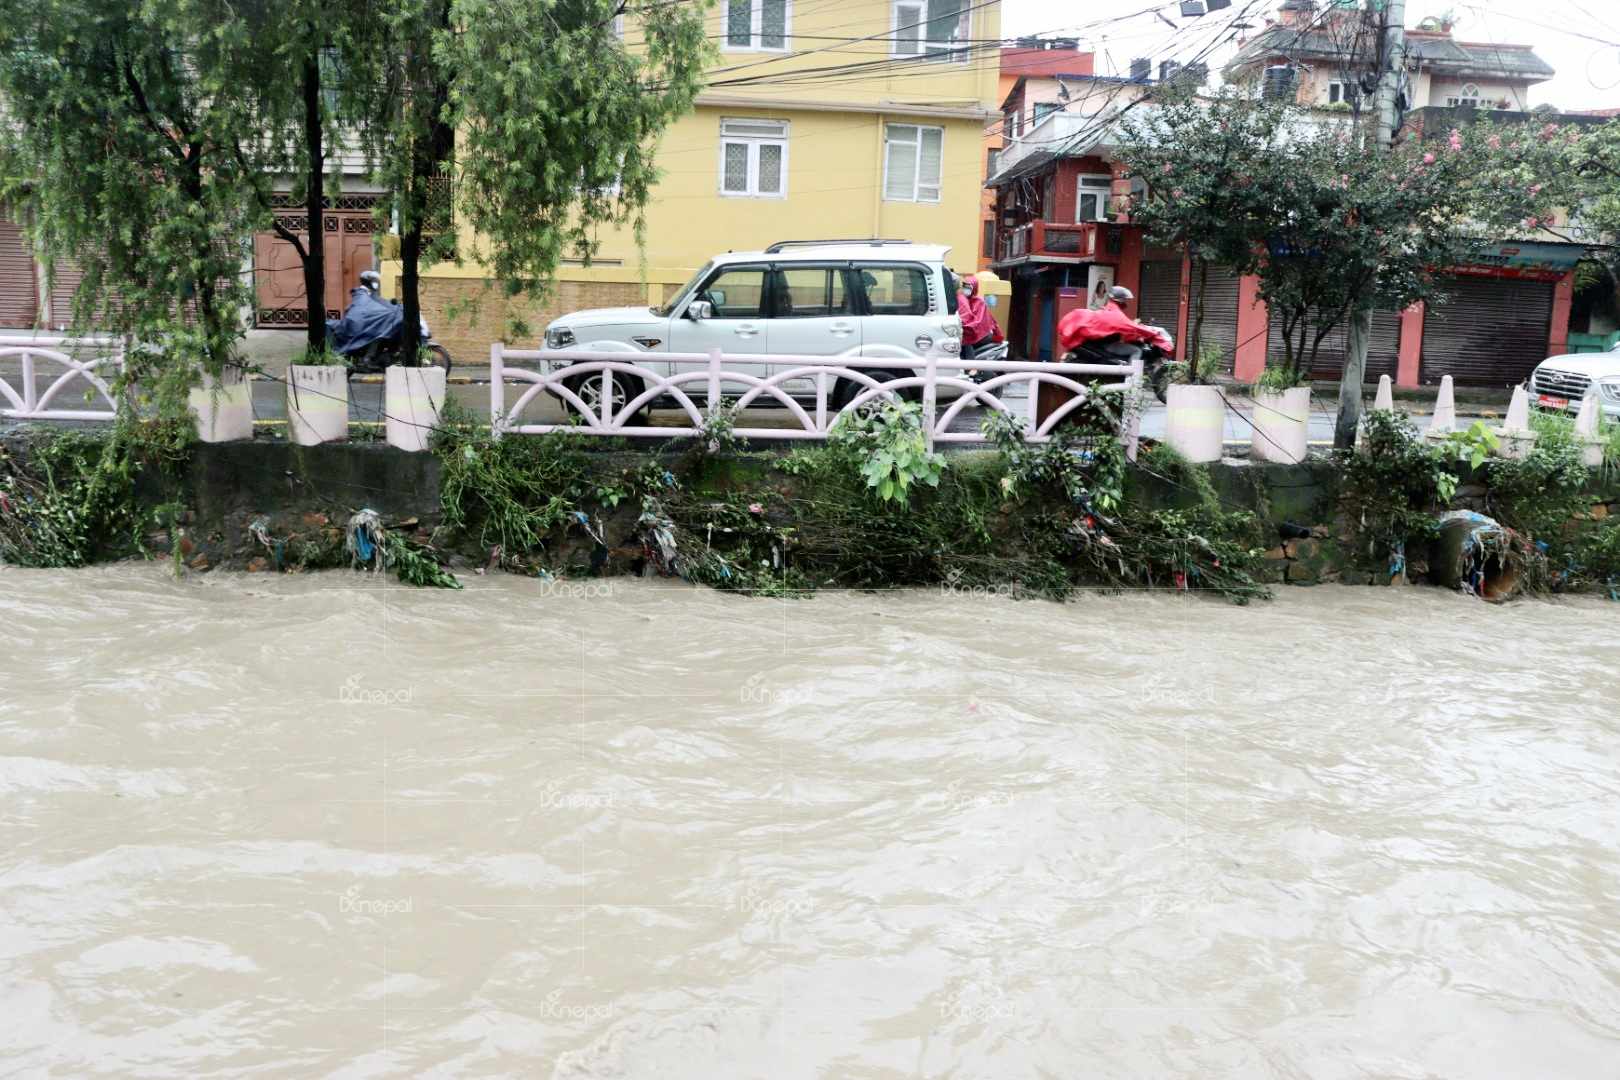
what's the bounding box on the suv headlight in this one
[1602,378,1620,403]
[545,326,576,350]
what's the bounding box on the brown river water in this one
[2,567,1619,1078]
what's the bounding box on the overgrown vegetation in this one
[1485,415,1592,540]
[0,423,187,567]
[1337,411,1457,564]
[433,405,592,557]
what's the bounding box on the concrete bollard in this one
[1494,384,1537,461]
[1425,375,1457,441]
[1251,387,1311,464]
[188,370,253,443]
[1164,384,1226,463]
[1575,388,1605,467]
[1373,374,1393,412]
[386,366,447,452]
[286,365,349,446]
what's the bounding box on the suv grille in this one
[1533,367,1591,399]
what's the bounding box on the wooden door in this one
[254,205,377,328]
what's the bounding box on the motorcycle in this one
[324,275,454,376]
[964,339,1008,384]
[1061,325,1176,404]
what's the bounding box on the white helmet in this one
[1108,285,1134,303]
[359,270,381,293]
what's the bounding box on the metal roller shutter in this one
[1420,275,1554,387]
[1267,306,1401,382]
[1187,262,1239,373]
[43,255,128,331]
[0,215,39,329]
[1137,259,1181,338]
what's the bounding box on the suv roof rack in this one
[764,238,914,253]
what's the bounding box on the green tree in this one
[1116,89,1292,381]
[440,0,713,315]
[208,0,396,353]
[1261,120,1571,388]
[0,0,264,398]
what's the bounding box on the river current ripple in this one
[2,567,1618,1077]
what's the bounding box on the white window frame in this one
[1327,80,1347,104]
[1447,82,1482,108]
[882,123,944,204]
[723,0,791,53]
[1075,174,1113,223]
[718,118,789,199]
[890,0,970,63]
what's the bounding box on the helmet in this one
[359,270,382,293]
[1108,285,1134,303]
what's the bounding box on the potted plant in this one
[1250,362,1312,464]
[286,349,349,446]
[187,366,253,443]
[1164,343,1227,463]
[385,351,447,452]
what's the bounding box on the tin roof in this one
[1227,25,1555,83]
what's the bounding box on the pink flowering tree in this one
[1123,91,1573,423]
[1254,120,1571,392]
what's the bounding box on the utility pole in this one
[1334,0,1406,449]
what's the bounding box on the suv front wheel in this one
[832,367,922,411]
[561,369,649,426]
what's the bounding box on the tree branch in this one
[120,60,186,165]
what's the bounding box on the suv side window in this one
[771,267,853,318]
[854,264,930,316]
[699,266,768,318]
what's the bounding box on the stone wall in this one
[420,277,649,364]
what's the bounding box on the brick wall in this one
[420,277,650,364]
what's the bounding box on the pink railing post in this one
[922,355,937,451]
[815,369,828,433]
[707,348,722,421]
[1026,369,1041,434]
[600,367,613,426]
[20,349,36,414]
[490,342,505,438]
[1125,356,1143,462]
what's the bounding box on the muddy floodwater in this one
[3,568,1619,1077]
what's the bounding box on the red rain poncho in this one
[1057,303,1173,356]
[958,275,999,346]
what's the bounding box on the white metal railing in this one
[0,335,125,421]
[491,346,1142,456]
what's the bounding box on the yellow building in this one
[404,0,1001,360]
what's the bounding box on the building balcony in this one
[993,111,1096,182]
[995,221,1126,266]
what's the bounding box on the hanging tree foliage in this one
[0,0,268,396]
[439,0,713,311]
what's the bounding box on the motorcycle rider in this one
[957,274,1002,361]
[1056,284,1171,358]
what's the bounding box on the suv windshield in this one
[653,261,715,317]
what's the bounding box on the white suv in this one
[540,240,964,413]
[1529,344,1620,419]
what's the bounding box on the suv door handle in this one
[829,321,855,337]
[733,324,759,338]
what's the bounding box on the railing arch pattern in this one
[491,346,1141,456]
[0,336,125,421]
